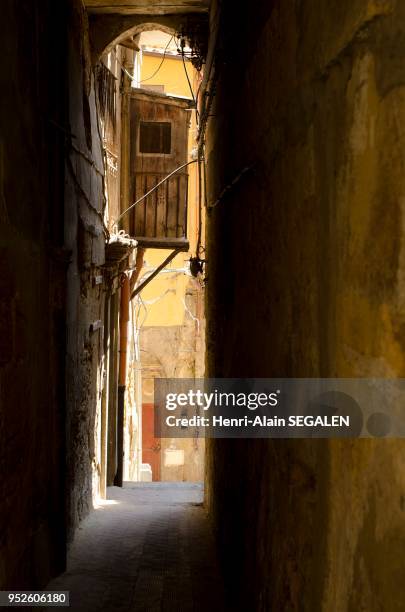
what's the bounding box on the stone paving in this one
[46,483,228,611]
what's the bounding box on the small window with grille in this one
[139,121,171,154]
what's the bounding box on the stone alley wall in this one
[0,0,109,588]
[0,0,69,589]
[205,1,405,610]
[64,0,107,539]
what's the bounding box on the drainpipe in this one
[116,273,130,487]
[100,293,110,498]
[108,291,119,485]
[130,247,145,293]
[129,247,145,481]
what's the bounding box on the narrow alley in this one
[46,484,226,611]
[4,0,405,611]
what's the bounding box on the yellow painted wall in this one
[138,52,200,327]
[140,51,194,99]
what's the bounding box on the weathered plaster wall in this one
[0,0,110,588]
[0,0,68,588]
[139,278,205,482]
[65,0,107,536]
[206,1,405,610]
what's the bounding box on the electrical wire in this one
[202,145,208,210]
[139,35,174,83]
[115,35,173,84]
[209,164,256,209]
[195,78,203,109]
[66,153,110,241]
[114,158,198,226]
[141,288,175,305]
[196,151,203,256]
[181,296,200,333]
[181,51,197,106]
[174,35,203,254]
[135,294,148,330]
[176,35,199,123]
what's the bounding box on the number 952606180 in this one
[1,591,69,607]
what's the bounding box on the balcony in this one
[129,170,189,251]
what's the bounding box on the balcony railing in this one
[129,171,189,250]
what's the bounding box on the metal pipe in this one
[118,274,130,387]
[115,387,125,487]
[108,292,119,486]
[116,274,130,487]
[130,247,145,294]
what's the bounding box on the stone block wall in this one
[205,1,405,610]
[0,0,69,588]
[0,0,108,587]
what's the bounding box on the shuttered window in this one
[139,121,171,154]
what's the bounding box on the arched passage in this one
[88,12,208,61]
[4,1,405,611]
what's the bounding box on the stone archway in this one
[88,12,208,62]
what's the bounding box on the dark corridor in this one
[2,1,405,611]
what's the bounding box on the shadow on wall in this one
[205,0,405,611]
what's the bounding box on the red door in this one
[142,403,161,481]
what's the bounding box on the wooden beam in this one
[134,237,189,251]
[85,0,209,15]
[130,248,182,299]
